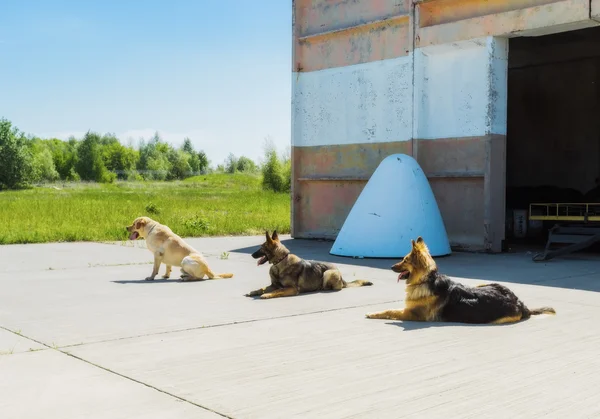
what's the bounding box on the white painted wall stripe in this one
[292,55,413,147]
[413,37,508,140]
[292,37,508,148]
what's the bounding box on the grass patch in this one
[0,173,290,244]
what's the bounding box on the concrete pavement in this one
[1,236,600,418]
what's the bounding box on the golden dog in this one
[126,216,234,281]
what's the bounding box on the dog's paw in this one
[162,275,170,279]
[144,277,155,281]
[260,293,273,299]
[365,313,374,319]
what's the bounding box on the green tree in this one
[261,137,290,193]
[262,150,283,192]
[76,131,114,183]
[103,141,138,179]
[167,149,192,180]
[224,153,238,174]
[29,139,60,183]
[182,137,194,154]
[180,138,201,176]
[188,153,201,175]
[0,118,33,189]
[282,155,291,192]
[46,138,78,180]
[137,133,172,180]
[99,133,120,146]
[197,150,209,174]
[236,156,257,173]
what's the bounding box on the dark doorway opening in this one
[506,26,600,251]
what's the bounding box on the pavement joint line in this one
[58,299,402,349]
[0,325,236,419]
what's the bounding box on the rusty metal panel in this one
[416,0,594,47]
[430,178,485,250]
[295,16,411,72]
[417,0,561,28]
[293,0,412,72]
[416,136,487,175]
[293,141,413,179]
[293,180,367,239]
[295,0,411,37]
[291,142,412,238]
[291,137,498,249]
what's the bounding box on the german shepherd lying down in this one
[366,237,555,324]
[246,231,373,299]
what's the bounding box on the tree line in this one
[0,118,291,193]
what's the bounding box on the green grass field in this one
[0,173,290,244]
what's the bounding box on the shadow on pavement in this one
[230,238,600,292]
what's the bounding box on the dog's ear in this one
[416,236,424,244]
[271,230,279,241]
[265,230,273,243]
[411,239,416,248]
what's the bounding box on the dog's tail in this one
[343,279,373,288]
[212,272,234,279]
[529,307,556,316]
[206,268,234,279]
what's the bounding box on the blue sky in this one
[0,0,292,165]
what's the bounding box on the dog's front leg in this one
[365,309,422,321]
[162,265,172,279]
[261,286,299,299]
[146,253,162,281]
[245,284,277,297]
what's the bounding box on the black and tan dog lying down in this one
[245,231,373,299]
[366,237,556,324]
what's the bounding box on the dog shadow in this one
[385,321,514,331]
[244,289,344,299]
[112,278,208,284]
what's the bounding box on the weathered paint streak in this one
[416,0,595,47]
[418,0,561,28]
[296,17,411,72]
[295,0,410,37]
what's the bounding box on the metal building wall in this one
[291,0,600,251]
